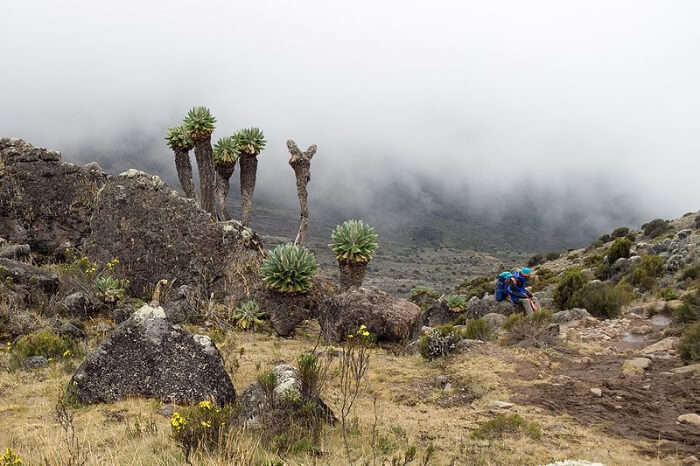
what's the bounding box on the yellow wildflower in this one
[62,349,72,358]
[170,412,187,431]
[200,421,211,428]
[198,400,213,410]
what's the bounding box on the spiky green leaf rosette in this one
[213,136,240,166]
[233,127,266,155]
[261,243,319,293]
[329,220,379,263]
[165,126,194,151]
[183,106,216,140]
[232,300,266,331]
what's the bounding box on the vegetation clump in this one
[409,286,440,310]
[445,294,467,312]
[628,255,664,291]
[170,400,236,463]
[573,282,629,319]
[10,330,81,369]
[454,275,493,300]
[642,218,671,238]
[461,318,491,341]
[231,300,267,331]
[503,310,555,347]
[607,238,632,265]
[526,252,558,267]
[553,268,585,310]
[183,106,217,139]
[679,322,700,363]
[0,448,22,466]
[673,290,699,325]
[262,243,319,293]
[611,227,630,238]
[471,414,541,441]
[329,220,379,264]
[419,326,461,360]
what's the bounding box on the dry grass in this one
[0,320,687,465]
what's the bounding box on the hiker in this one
[495,271,513,301]
[505,267,538,314]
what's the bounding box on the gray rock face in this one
[482,312,507,329]
[423,300,461,327]
[553,308,592,324]
[466,294,520,318]
[69,304,236,405]
[57,321,87,340]
[62,292,96,319]
[319,287,422,343]
[162,285,198,324]
[23,356,48,369]
[0,244,30,259]
[0,258,59,294]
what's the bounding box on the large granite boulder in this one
[319,287,421,343]
[0,139,264,299]
[68,304,236,405]
[465,294,518,318]
[0,257,59,294]
[423,300,462,327]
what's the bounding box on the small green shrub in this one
[94,276,128,303]
[611,227,629,238]
[461,318,491,341]
[680,264,700,281]
[527,253,544,267]
[297,353,326,400]
[261,243,319,293]
[598,233,611,243]
[658,287,679,301]
[170,401,235,463]
[679,322,700,363]
[607,238,632,265]
[503,311,554,347]
[471,414,541,440]
[628,255,664,291]
[258,371,277,408]
[12,330,79,361]
[454,276,493,300]
[673,290,699,325]
[573,282,626,319]
[553,268,586,310]
[642,218,671,238]
[445,294,467,312]
[329,219,379,264]
[231,300,266,331]
[531,267,556,292]
[583,254,604,267]
[409,286,439,299]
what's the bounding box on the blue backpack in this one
[495,271,513,301]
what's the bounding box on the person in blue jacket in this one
[506,267,537,314]
[495,271,513,301]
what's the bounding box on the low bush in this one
[628,255,664,291]
[679,322,700,363]
[553,268,585,310]
[419,327,461,360]
[598,234,611,243]
[673,290,699,325]
[695,215,700,230]
[445,295,467,312]
[409,286,440,311]
[607,238,632,265]
[642,218,671,238]
[680,264,700,281]
[10,329,81,368]
[460,318,491,341]
[573,282,628,319]
[170,401,237,463]
[527,253,545,267]
[261,243,319,293]
[611,227,630,238]
[471,414,541,441]
[658,287,679,301]
[503,310,555,347]
[454,276,493,300]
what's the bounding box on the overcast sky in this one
[1,1,699,231]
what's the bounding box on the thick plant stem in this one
[173,148,197,200]
[338,259,368,288]
[193,135,216,215]
[287,140,317,245]
[214,163,235,221]
[239,152,258,226]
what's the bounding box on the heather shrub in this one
[573,282,627,319]
[679,322,700,363]
[455,276,493,300]
[628,255,664,291]
[673,290,699,325]
[553,268,585,310]
[680,264,700,281]
[503,310,555,347]
[472,414,541,441]
[611,227,630,238]
[10,330,81,369]
[642,218,670,238]
[460,318,491,341]
[607,238,632,265]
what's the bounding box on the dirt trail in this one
[511,321,700,457]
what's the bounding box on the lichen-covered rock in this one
[0,244,30,259]
[482,312,507,329]
[0,258,59,294]
[553,308,592,324]
[319,287,421,343]
[68,304,236,405]
[465,294,519,318]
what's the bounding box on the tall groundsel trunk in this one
[173,148,197,200]
[214,163,235,221]
[239,152,258,225]
[193,136,216,215]
[286,140,317,246]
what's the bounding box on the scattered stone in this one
[465,294,519,318]
[319,287,421,343]
[69,304,236,405]
[552,308,591,324]
[590,388,602,397]
[678,413,700,426]
[57,321,86,340]
[682,455,699,466]
[640,337,678,355]
[23,356,48,369]
[488,400,514,409]
[455,339,484,352]
[160,405,175,418]
[622,357,651,374]
[671,363,700,375]
[629,325,653,335]
[62,292,96,319]
[482,312,507,329]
